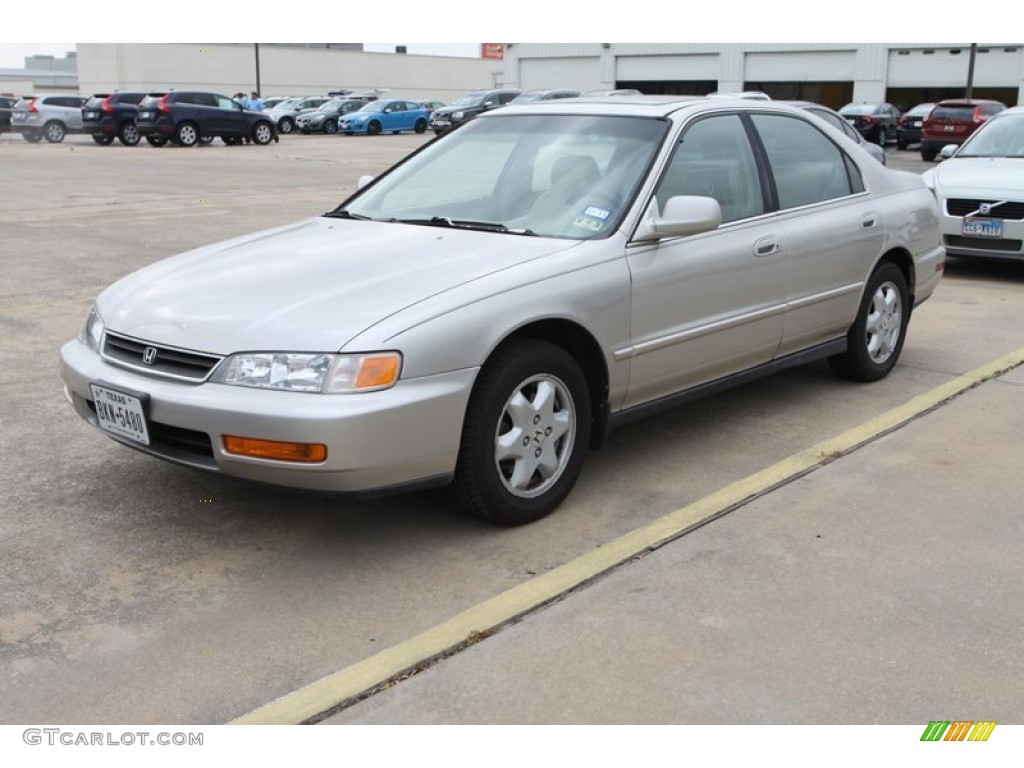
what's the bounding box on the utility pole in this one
[965,43,977,99]
[254,43,261,95]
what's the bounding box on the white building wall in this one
[502,43,1024,103]
[76,44,500,101]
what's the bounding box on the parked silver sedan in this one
[60,97,945,525]
[921,105,1024,262]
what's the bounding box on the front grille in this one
[946,199,1024,220]
[86,400,214,459]
[945,235,1023,252]
[102,332,222,382]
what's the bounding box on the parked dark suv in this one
[838,102,901,145]
[82,92,147,146]
[136,91,277,147]
[428,88,521,134]
[0,96,17,133]
[919,99,1006,161]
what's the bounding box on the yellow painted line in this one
[230,346,1024,725]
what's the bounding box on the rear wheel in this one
[414,118,427,134]
[452,340,591,525]
[921,148,937,162]
[829,262,909,382]
[118,122,140,146]
[92,134,114,145]
[175,121,199,147]
[44,121,66,143]
[145,136,168,147]
[251,121,274,145]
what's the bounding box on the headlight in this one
[210,352,402,394]
[80,306,105,352]
[452,111,464,120]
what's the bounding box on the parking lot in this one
[2,131,1023,726]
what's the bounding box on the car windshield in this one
[358,101,386,113]
[840,105,878,116]
[453,93,487,107]
[956,115,1024,158]
[337,113,668,240]
[907,104,934,117]
[317,102,342,113]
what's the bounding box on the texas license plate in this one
[962,218,1002,238]
[90,384,150,445]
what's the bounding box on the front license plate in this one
[962,218,1003,238]
[90,384,150,445]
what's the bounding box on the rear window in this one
[85,96,107,109]
[930,105,976,120]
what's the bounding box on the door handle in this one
[754,236,779,257]
[861,213,878,229]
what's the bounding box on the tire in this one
[145,136,168,147]
[323,120,337,135]
[44,121,66,143]
[414,118,427,134]
[92,134,114,145]
[828,262,909,382]
[278,117,294,134]
[896,139,908,150]
[367,120,382,136]
[921,148,937,162]
[222,136,242,146]
[433,129,444,136]
[453,340,591,525]
[23,132,42,143]
[175,121,199,147]
[251,121,274,145]
[118,122,140,146]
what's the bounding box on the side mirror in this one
[634,196,722,241]
[357,175,374,190]
[939,144,958,159]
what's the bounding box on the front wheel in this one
[251,121,274,145]
[175,121,199,147]
[367,120,382,136]
[118,122,140,146]
[23,132,42,143]
[44,121,66,143]
[277,117,294,134]
[921,148,937,162]
[453,340,591,525]
[323,120,337,135]
[829,262,909,382]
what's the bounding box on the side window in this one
[653,114,764,224]
[751,114,858,209]
[216,96,237,109]
[500,93,518,104]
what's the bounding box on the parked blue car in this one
[338,99,431,135]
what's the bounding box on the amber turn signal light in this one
[222,436,327,462]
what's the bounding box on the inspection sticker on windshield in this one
[90,384,151,446]
[572,206,612,232]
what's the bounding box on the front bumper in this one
[60,339,478,493]
[938,208,1024,262]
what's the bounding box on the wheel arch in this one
[876,247,916,306]
[481,319,611,450]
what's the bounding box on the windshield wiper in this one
[397,217,535,236]
[324,208,372,220]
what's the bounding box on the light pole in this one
[254,43,261,96]
[965,43,976,99]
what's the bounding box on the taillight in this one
[863,116,876,125]
[157,95,170,113]
[103,96,114,113]
[973,107,984,124]
[27,98,38,113]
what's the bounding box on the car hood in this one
[97,217,580,354]
[929,157,1024,196]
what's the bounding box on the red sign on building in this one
[481,43,505,60]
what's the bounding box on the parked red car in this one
[920,99,1006,161]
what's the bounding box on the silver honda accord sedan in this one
[60,97,945,525]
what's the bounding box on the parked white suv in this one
[12,94,88,143]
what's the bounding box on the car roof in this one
[480,95,815,121]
